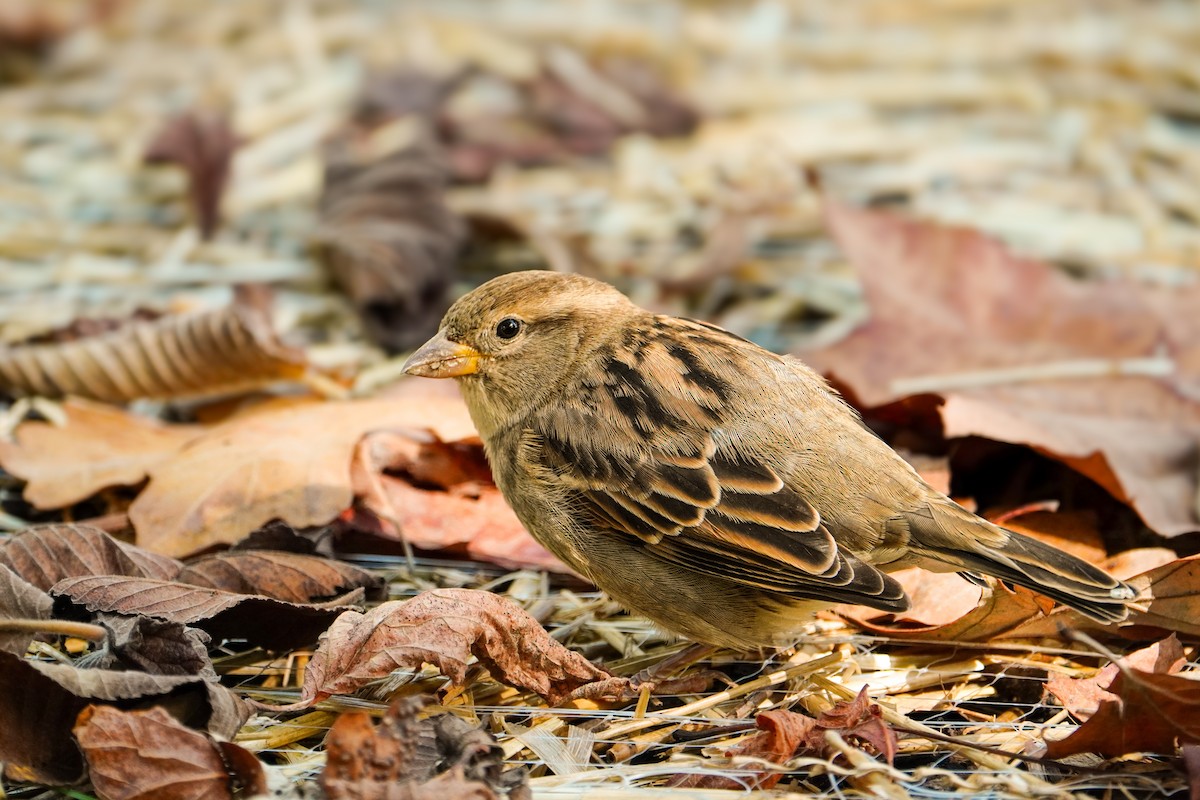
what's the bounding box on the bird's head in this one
[402,270,637,436]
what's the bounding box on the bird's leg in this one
[563,643,723,704]
[631,642,719,686]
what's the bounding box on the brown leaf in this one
[128,395,480,556]
[143,110,238,239]
[0,564,52,654]
[322,697,526,800]
[1046,635,1185,722]
[319,127,465,352]
[176,550,385,603]
[0,650,245,785]
[0,286,308,403]
[94,615,215,678]
[1184,743,1200,800]
[805,204,1200,536]
[842,579,1053,641]
[75,705,265,800]
[50,575,358,651]
[297,588,613,707]
[0,524,182,591]
[0,401,202,509]
[1044,637,1200,757]
[836,568,981,629]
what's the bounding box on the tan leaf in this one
[0,651,245,785]
[143,110,238,239]
[0,287,308,403]
[842,580,1054,642]
[837,568,981,630]
[176,550,385,603]
[75,705,266,800]
[50,575,358,651]
[805,204,1200,536]
[0,524,182,591]
[0,564,52,654]
[298,588,613,707]
[0,400,202,509]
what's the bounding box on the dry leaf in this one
[0,524,181,591]
[1044,638,1200,757]
[805,204,1200,536]
[0,564,52,654]
[75,705,266,800]
[0,650,245,785]
[176,550,385,603]
[842,579,1053,641]
[143,110,238,239]
[93,615,215,678]
[297,588,614,708]
[0,400,202,509]
[50,575,360,651]
[321,697,527,800]
[0,287,308,403]
[319,127,465,352]
[1046,636,1185,722]
[835,568,981,629]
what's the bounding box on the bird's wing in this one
[527,317,908,611]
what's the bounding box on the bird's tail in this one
[906,504,1136,623]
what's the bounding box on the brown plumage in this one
[403,271,1135,648]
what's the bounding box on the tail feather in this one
[907,505,1135,624]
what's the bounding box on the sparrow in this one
[403,270,1135,648]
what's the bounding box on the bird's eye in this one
[495,318,522,339]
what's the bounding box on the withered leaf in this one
[806,204,1200,536]
[0,400,202,509]
[1044,640,1200,757]
[322,697,526,800]
[0,524,182,591]
[0,650,246,785]
[75,705,266,800]
[319,128,465,352]
[50,575,358,651]
[94,615,215,678]
[176,550,385,603]
[128,395,480,556]
[297,588,613,707]
[841,580,1054,641]
[0,564,52,654]
[1046,636,1185,722]
[143,110,238,239]
[0,286,308,404]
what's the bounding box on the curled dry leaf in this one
[806,203,1200,536]
[143,109,238,239]
[0,524,182,591]
[322,697,527,800]
[0,564,52,655]
[75,705,266,800]
[176,550,385,603]
[296,588,614,708]
[93,615,215,678]
[672,688,897,790]
[0,650,246,785]
[1044,636,1200,758]
[318,125,466,352]
[0,287,308,403]
[50,575,360,651]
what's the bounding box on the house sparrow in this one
[403,271,1135,647]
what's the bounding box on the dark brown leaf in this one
[0,524,181,591]
[0,286,308,404]
[297,588,614,707]
[94,615,215,677]
[176,550,385,603]
[0,650,245,785]
[143,110,238,239]
[75,705,266,800]
[50,575,358,651]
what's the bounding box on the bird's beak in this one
[402,331,483,378]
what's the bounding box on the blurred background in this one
[1,0,1198,542]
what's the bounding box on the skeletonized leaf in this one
[50,575,359,651]
[75,705,265,800]
[298,588,614,707]
[0,524,182,591]
[0,286,308,403]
